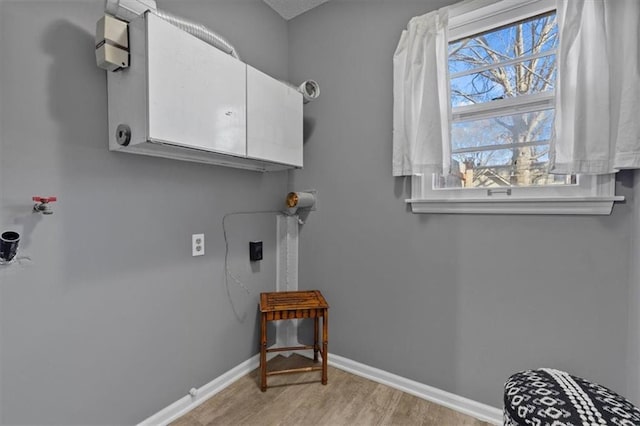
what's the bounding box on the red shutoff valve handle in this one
[33,197,57,203]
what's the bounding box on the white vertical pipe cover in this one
[275,214,301,356]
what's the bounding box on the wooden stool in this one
[259,290,329,392]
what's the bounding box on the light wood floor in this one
[171,355,492,426]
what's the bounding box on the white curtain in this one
[392,9,450,177]
[550,0,640,175]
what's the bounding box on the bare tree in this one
[449,13,558,187]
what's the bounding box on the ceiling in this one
[263,0,332,20]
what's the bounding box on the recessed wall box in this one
[96,14,130,71]
[250,241,263,261]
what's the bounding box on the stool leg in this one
[260,313,267,392]
[322,309,328,385]
[314,316,319,363]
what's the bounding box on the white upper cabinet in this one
[247,66,303,168]
[106,12,303,171]
[146,13,246,157]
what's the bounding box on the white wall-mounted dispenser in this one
[95,14,129,71]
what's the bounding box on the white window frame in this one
[406,0,623,215]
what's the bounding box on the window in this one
[406,0,621,214]
[447,10,562,189]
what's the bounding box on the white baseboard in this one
[138,351,503,426]
[137,354,256,426]
[327,354,503,425]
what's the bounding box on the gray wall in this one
[0,0,637,423]
[629,170,640,402]
[0,0,289,424]
[289,0,635,408]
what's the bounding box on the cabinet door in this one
[146,13,246,157]
[247,66,303,167]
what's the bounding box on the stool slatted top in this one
[260,290,328,312]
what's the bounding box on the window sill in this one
[405,196,625,215]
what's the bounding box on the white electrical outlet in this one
[192,233,205,256]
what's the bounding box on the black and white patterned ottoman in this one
[504,368,640,426]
